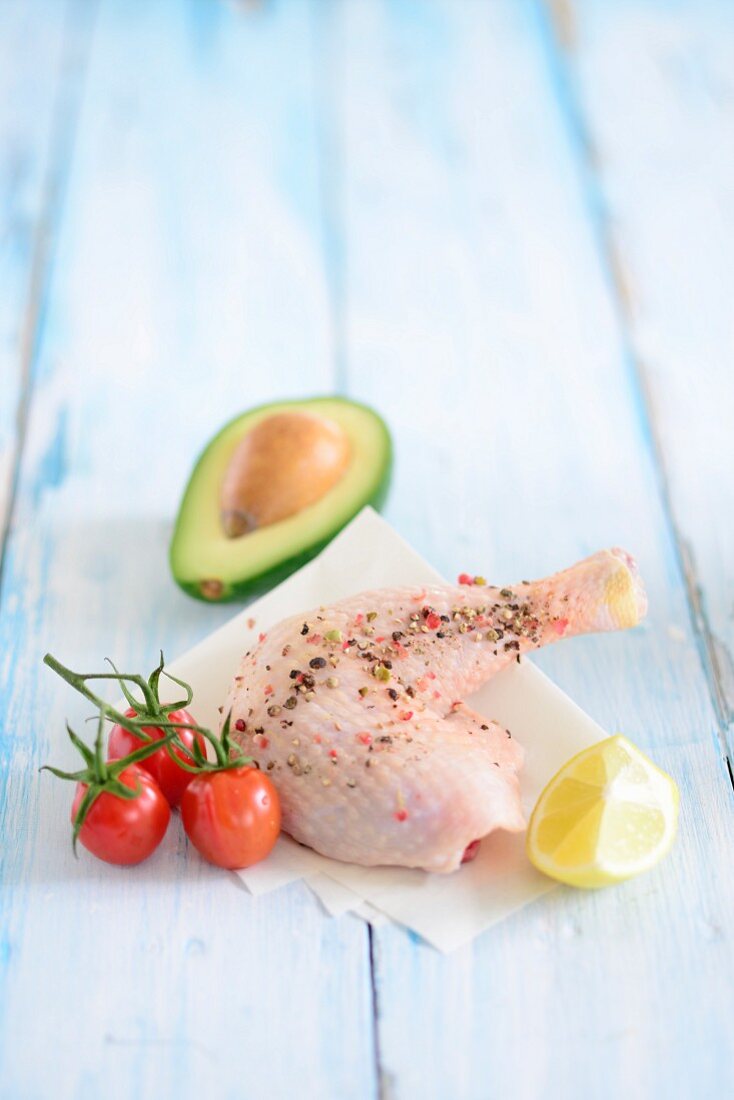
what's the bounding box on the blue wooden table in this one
[2,2,733,1097]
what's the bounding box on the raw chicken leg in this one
[224,549,646,872]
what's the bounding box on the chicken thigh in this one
[223,548,646,872]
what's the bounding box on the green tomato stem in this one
[43,653,252,781]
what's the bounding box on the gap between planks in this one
[310,5,389,1092]
[538,0,734,795]
[368,924,393,1100]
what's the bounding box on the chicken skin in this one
[224,548,647,872]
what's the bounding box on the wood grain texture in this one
[1,1,732,1098]
[0,2,375,1098]
[552,0,734,756]
[327,0,734,1095]
[0,1,88,564]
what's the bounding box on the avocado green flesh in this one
[170,397,392,601]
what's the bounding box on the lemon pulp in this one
[526,735,679,888]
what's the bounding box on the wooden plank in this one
[550,0,734,756]
[0,2,375,1098]
[326,0,734,1095]
[0,1,86,561]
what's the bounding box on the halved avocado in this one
[170,396,392,601]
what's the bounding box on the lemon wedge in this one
[526,735,679,888]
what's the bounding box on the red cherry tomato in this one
[180,767,281,870]
[71,765,170,865]
[108,707,204,808]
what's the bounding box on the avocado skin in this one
[174,473,391,602]
[170,397,392,603]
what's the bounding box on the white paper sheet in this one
[304,874,365,918]
[163,508,606,952]
[353,902,390,928]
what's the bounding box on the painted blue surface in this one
[0,1,732,1098]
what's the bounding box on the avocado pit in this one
[220,411,352,537]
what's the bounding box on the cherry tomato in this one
[180,767,281,870]
[71,765,170,865]
[108,707,204,808]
